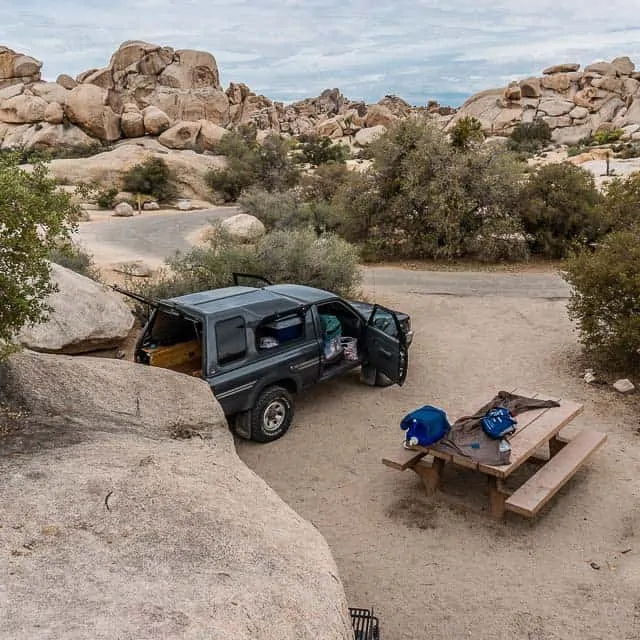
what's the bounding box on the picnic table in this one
[382,388,607,519]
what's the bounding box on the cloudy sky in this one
[3,0,640,106]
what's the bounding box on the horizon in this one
[4,0,640,108]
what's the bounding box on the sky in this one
[2,0,640,107]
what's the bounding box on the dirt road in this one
[74,207,236,267]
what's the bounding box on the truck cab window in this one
[216,316,247,365]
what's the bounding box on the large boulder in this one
[142,105,171,135]
[64,84,121,141]
[198,119,227,150]
[0,46,42,85]
[543,63,580,74]
[29,81,69,104]
[354,125,387,146]
[221,213,266,242]
[158,120,202,149]
[18,263,134,354]
[120,110,145,138]
[56,73,77,90]
[364,104,396,128]
[0,351,353,640]
[538,98,575,117]
[0,93,47,123]
[43,101,64,124]
[158,49,221,90]
[612,56,636,76]
[22,123,100,152]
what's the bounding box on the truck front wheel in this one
[250,386,294,442]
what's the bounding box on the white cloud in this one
[2,0,640,105]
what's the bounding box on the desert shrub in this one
[449,116,484,150]
[507,119,552,154]
[295,134,349,165]
[131,226,362,301]
[95,186,119,209]
[0,143,107,165]
[564,228,640,373]
[567,145,589,158]
[122,157,178,203]
[0,153,81,359]
[238,187,311,231]
[519,162,604,258]
[48,240,101,280]
[615,143,640,159]
[465,216,531,263]
[331,120,525,260]
[600,173,640,232]
[591,128,623,145]
[206,128,299,201]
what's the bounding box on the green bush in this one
[600,173,640,232]
[95,187,119,209]
[0,153,81,359]
[206,129,299,201]
[449,116,484,151]
[564,228,640,373]
[507,119,552,154]
[592,128,623,145]
[567,145,589,158]
[130,226,362,301]
[519,163,604,258]
[48,240,101,281]
[0,143,107,165]
[329,120,525,260]
[122,157,178,203]
[295,134,349,165]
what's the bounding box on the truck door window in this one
[216,316,247,365]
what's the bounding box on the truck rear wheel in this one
[250,386,294,442]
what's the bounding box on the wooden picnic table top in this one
[407,388,584,480]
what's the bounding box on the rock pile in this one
[0,40,444,153]
[2,40,640,152]
[450,56,640,144]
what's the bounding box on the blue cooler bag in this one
[481,407,517,439]
[401,405,450,447]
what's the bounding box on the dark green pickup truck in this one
[122,276,412,443]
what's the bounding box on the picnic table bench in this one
[382,389,607,520]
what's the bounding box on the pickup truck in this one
[121,276,412,442]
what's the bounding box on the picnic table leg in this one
[549,435,567,457]
[487,476,508,520]
[414,457,445,496]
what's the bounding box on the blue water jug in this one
[400,405,450,447]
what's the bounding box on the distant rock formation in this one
[1,41,640,152]
[0,41,452,153]
[450,56,640,144]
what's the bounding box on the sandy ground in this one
[236,288,640,640]
[77,218,640,640]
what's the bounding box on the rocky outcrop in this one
[452,56,640,144]
[0,40,438,152]
[2,40,640,152]
[17,263,134,354]
[40,139,226,201]
[0,351,353,640]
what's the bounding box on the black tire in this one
[361,363,393,388]
[250,386,294,443]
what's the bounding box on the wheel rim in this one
[262,399,287,434]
